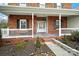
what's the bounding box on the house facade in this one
[0,3,79,38]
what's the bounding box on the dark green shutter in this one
[27,20,29,28]
[17,20,19,29]
[43,17,46,21]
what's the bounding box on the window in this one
[20,19,27,29]
[40,4,45,8]
[39,21,46,29]
[55,20,59,29]
[45,3,57,8]
[19,3,26,7]
[55,20,64,29]
[61,3,65,8]
[0,3,8,6]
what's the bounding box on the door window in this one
[39,21,45,29]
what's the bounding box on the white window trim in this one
[19,19,27,29]
[19,3,26,7]
[40,4,45,8]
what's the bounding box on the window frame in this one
[19,19,27,29]
[55,19,64,29]
[55,20,59,29]
[19,3,26,7]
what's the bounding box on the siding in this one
[67,16,79,28]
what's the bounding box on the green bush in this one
[35,36,42,48]
[0,29,2,38]
[71,31,79,42]
[35,39,41,48]
[63,31,79,43]
[62,35,71,44]
[0,23,7,28]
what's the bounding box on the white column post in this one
[59,14,61,36]
[32,13,34,38]
[59,6,62,36]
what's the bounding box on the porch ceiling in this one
[0,6,79,16]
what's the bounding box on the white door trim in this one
[37,20,47,33]
[46,16,48,33]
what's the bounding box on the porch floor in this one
[35,32,59,37]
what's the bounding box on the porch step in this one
[35,33,59,37]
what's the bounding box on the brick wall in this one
[48,16,58,34]
[48,16,67,34]
[8,15,67,34]
[8,15,32,29]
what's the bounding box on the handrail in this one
[61,28,79,35]
[1,28,32,30]
[61,28,79,30]
[1,28,32,38]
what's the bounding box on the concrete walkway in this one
[44,39,74,56]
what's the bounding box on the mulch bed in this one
[0,44,55,56]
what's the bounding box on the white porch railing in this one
[1,28,32,38]
[61,28,79,36]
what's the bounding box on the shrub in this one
[35,39,41,48]
[34,36,42,48]
[0,29,2,38]
[63,31,79,43]
[62,35,71,44]
[71,31,79,42]
[0,23,7,28]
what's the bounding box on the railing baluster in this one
[61,28,79,36]
[1,28,32,38]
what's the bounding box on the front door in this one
[37,21,46,32]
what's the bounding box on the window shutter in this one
[43,17,46,21]
[61,20,63,28]
[27,20,29,28]
[17,20,19,29]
